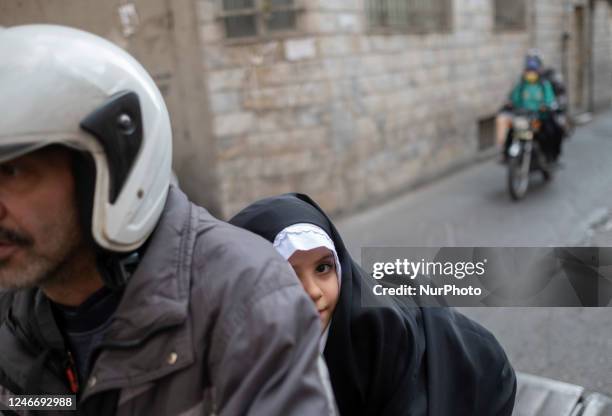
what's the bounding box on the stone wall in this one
[592,0,612,110]
[4,0,611,218]
[533,0,568,70]
[197,0,530,218]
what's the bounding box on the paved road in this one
[336,112,612,395]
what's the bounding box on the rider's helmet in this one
[525,49,543,72]
[0,25,173,286]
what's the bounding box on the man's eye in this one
[0,164,19,177]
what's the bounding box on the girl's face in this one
[288,246,339,330]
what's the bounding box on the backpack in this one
[541,68,566,97]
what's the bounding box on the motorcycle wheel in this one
[508,156,529,200]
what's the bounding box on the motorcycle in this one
[506,110,555,200]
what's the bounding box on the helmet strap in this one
[72,150,142,290]
[97,251,141,290]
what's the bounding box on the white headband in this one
[273,223,342,290]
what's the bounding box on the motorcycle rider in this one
[497,51,563,163]
[0,25,334,415]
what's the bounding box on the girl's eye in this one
[316,263,333,274]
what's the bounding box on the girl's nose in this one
[303,276,323,302]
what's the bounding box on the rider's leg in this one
[540,118,559,162]
[496,113,512,150]
[502,128,513,162]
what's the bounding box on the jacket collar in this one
[83,186,198,397]
[103,186,195,345]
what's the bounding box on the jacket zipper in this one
[65,350,80,394]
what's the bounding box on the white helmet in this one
[0,25,172,253]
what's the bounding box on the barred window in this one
[494,0,526,31]
[366,0,452,33]
[220,0,300,39]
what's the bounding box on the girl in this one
[230,193,516,416]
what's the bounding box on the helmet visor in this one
[0,142,50,164]
[0,134,90,164]
[525,57,541,71]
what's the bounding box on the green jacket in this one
[510,79,556,112]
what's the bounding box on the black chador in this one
[230,194,517,416]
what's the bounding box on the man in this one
[497,51,563,162]
[0,25,334,415]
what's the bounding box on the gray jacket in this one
[0,187,333,415]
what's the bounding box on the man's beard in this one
[0,211,84,290]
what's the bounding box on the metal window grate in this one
[220,0,299,38]
[494,0,526,31]
[222,0,255,11]
[366,0,452,33]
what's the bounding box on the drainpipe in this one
[561,0,571,109]
[588,0,596,112]
[529,1,537,48]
